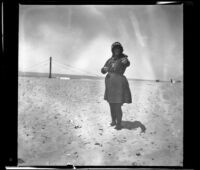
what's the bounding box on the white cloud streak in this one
[129,11,146,47]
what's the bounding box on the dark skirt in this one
[104,73,132,104]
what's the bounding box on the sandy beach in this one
[18,76,183,166]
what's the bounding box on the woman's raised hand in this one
[121,57,128,64]
[103,66,109,72]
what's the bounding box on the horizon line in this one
[18,71,183,82]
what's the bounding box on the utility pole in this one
[49,56,52,78]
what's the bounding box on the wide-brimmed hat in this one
[111,42,123,53]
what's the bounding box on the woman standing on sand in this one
[101,42,132,130]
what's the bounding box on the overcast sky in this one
[19,5,183,80]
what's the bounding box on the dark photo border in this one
[2,0,198,169]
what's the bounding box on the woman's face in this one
[113,48,121,56]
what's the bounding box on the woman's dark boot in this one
[115,119,122,130]
[110,121,116,126]
[115,124,122,130]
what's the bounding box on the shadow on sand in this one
[121,120,146,132]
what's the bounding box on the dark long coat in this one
[101,53,132,104]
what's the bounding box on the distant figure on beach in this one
[101,42,132,130]
[171,78,176,84]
